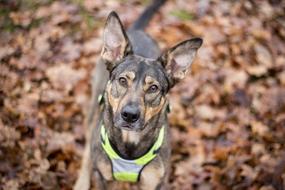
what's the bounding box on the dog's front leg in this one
[93,170,107,190]
[139,158,167,190]
[74,142,91,190]
[94,170,119,190]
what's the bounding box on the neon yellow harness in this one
[100,125,165,182]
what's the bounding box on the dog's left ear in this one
[101,11,132,70]
[160,38,202,85]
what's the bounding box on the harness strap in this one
[100,125,165,182]
[98,93,104,105]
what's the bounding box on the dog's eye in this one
[148,85,158,93]
[118,77,127,87]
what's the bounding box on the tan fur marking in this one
[140,160,165,190]
[125,71,135,81]
[122,130,140,144]
[107,83,120,113]
[140,96,146,118]
[121,71,135,87]
[145,97,165,122]
[144,76,159,91]
[145,76,155,84]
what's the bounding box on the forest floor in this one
[1,0,285,189]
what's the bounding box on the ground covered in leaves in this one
[1,0,285,189]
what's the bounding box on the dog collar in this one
[100,125,165,182]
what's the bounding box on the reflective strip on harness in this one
[112,159,142,182]
[100,125,165,182]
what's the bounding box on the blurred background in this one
[0,0,285,189]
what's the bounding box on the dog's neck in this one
[102,102,167,160]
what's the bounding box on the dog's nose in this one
[121,105,140,123]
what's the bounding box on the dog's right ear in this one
[101,11,132,70]
[160,38,203,86]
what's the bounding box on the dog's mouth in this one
[114,120,144,132]
[119,124,143,132]
[120,125,134,131]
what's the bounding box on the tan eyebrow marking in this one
[145,76,155,84]
[125,71,135,80]
[144,76,159,91]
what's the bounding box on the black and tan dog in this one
[74,0,202,189]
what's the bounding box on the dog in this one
[74,0,202,189]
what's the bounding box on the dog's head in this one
[101,12,202,131]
